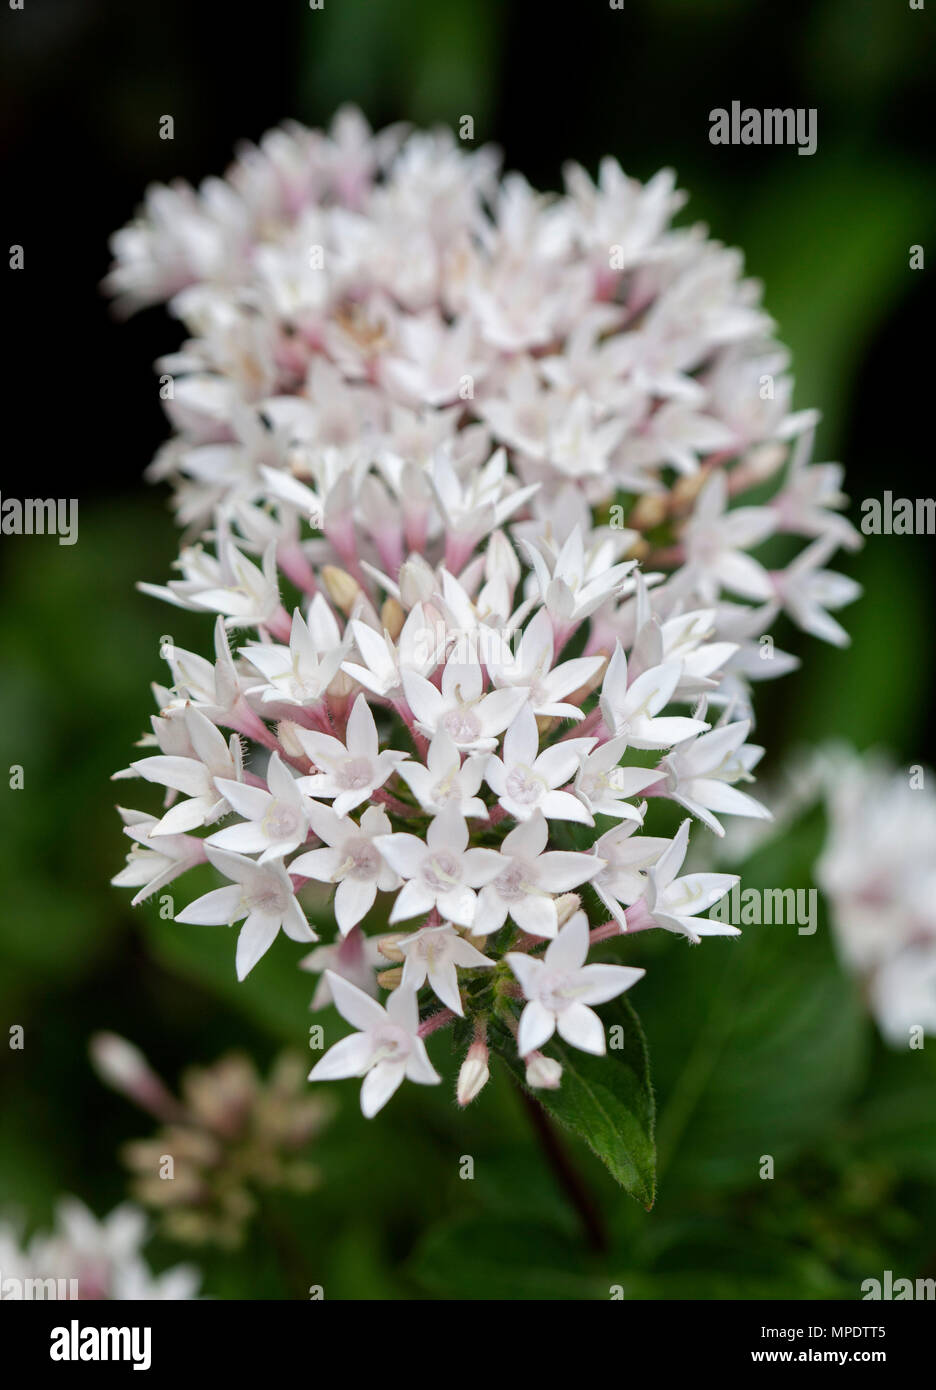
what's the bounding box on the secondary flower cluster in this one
[0,1199,200,1300]
[91,1034,332,1247]
[815,748,936,1046]
[108,109,858,1115]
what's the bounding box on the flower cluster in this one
[91,1034,332,1247]
[0,1199,199,1300]
[108,109,858,1115]
[815,749,936,1046]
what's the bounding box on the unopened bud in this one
[321,565,361,616]
[381,597,406,641]
[277,720,307,758]
[525,1052,562,1090]
[456,1041,490,1107]
[629,494,668,531]
[554,893,581,929]
[89,1032,181,1120]
[376,967,403,989]
[376,933,407,963]
[398,554,436,608]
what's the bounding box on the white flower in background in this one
[772,533,861,648]
[308,973,440,1116]
[296,694,409,815]
[376,804,502,927]
[628,819,740,942]
[474,811,603,938]
[814,747,936,1045]
[0,1199,200,1300]
[506,911,645,1056]
[108,110,859,1114]
[683,471,776,603]
[300,927,386,1010]
[176,846,316,979]
[291,804,399,935]
[397,922,494,1015]
[486,703,595,823]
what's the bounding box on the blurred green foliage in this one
[1,0,934,1299]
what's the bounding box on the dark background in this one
[1,0,934,1299]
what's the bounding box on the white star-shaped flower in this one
[632,819,740,942]
[599,643,708,750]
[402,654,527,753]
[485,702,595,823]
[308,974,440,1117]
[395,728,488,819]
[506,911,645,1056]
[375,803,503,927]
[208,752,313,861]
[296,694,409,816]
[397,922,494,1015]
[290,804,399,935]
[175,846,316,979]
[473,811,603,939]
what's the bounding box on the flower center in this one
[336,756,374,790]
[442,708,482,745]
[423,851,462,891]
[505,764,545,805]
[263,801,301,841]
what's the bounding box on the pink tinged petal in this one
[517,999,556,1056]
[544,912,590,971]
[534,741,589,788]
[327,970,389,1031]
[235,912,280,979]
[308,1032,375,1081]
[374,832,427,879]
[288,846,345,881]
[510,894,558,939]
[360,1059,407,1117]
[692,779,771,819]
[502,811,549,858]
[575,963,646,1006]
[505,951,545,996]
[386,985,419,1033]
[535,851,603,892]
[346,693,378,761]
[334,876,378,934]
[557,1002,606,1054]
[539,790,595,824]
[503,702,539,766]
[461,847,506,886]
[132,755,210,797]
[282,897,316,942]
[206,822,271,854]
[436,885,477,927]
[390,878,436,923]
[473,886,509,935]
[175,885,243,925]
[428,960,464,1015]
[405,1037,442,1085]
[401,669,443,727]
[666,871,739,916]
[652,819,691,891]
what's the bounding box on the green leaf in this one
[495,997,656,1208]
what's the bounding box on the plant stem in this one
[516,1087,609,1254]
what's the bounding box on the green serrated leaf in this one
[495,997,656,1207]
